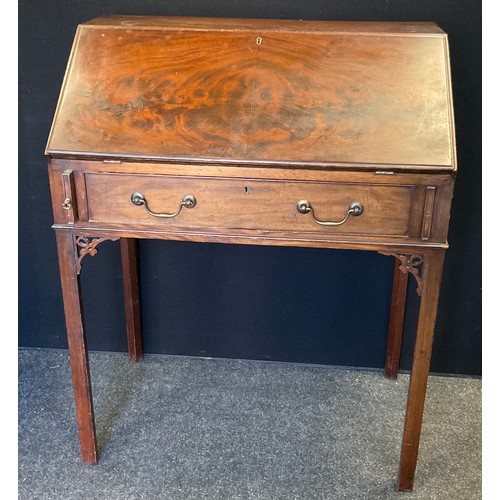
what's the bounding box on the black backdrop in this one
[19,0,481,375]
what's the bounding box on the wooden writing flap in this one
[46,16,455,171]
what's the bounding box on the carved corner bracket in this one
[380,253,424,296]
[75,236,118,274]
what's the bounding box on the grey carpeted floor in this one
[18,349,481,499]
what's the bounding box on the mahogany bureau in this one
[45,16,456,492]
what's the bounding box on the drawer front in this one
[85,173,414,237]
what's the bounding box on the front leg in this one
[55,231,98,463]
[398,249,445,491]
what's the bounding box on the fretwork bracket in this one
[380,253,424,296]
[75,236,119,275]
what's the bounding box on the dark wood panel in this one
[48,160,455,246]
[85,172,413,237]
[52,223,448,253]
[50,158,457,182]
[46,18,454,169]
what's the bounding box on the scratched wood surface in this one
[46,16,455,169]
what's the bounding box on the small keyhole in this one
[256,37,262,45]
[244,186,250,194]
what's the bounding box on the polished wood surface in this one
[385,258,409,379]
[85,172,413,236]
[83,16,446,34]
[398,249,445,491]
[46,16,457,493]
[48,159,456,248]
[46,16,455,170]
[55,231,97,463]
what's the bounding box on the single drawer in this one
[85,173,414,237]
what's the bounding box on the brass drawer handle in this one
[131,192,196,218]
[296,200,364,226]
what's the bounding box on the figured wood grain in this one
[46,17,454,169]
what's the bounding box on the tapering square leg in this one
[55,231,98,463]
[385,257,409,379]
[120,238,143,361]
[398,249,445,491]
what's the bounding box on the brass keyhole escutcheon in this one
[62,197,72,210]
[256,37,262,45]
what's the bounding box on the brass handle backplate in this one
[131,192,196,218]
[296,200,364,226]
